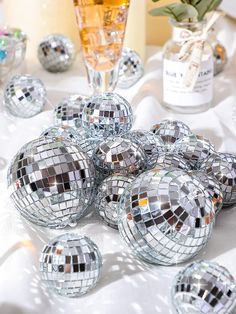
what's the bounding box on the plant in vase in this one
[150,0,223,114]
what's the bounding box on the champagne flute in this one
[73,0,130,94]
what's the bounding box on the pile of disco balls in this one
[5,78,236,311]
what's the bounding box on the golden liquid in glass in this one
[74,0,130,71]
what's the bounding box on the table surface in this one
[1,18,236,314]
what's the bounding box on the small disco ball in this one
[118,168,215,265]
[95,174,135,229]
[200,153,236,206]
[151,120,192,148]
[172,260,236,314]
[94,137,146,176]
[123,130,166,169]
[39,233,102,297]
[213,41,228,76]
[4,74,46,118]
[79,137,102,158]
[38,34,76,72]
[54,94,86,129]
[0,36,17,78]
[0,26,27,68]
[174,135,215,169]
[118,47,144,89]
[190,171,223,214]
[82,92,133,138]
[155,152,191,171]
[7,137,96,228]
[41,126,82,144]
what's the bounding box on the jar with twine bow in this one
[150,1,223,113]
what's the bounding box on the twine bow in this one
[178,11,223,91]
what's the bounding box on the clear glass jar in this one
[163,20,214,114]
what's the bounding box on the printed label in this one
[163,58,213,107]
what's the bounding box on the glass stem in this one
[85,63,120,94]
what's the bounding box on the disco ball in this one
[54,94,86,129]
[118,47,144,89]
[82,93,133,138]
[95,174,135,229]
[7,137,96,228]
[118,168,215,265]
[94,137,146,176]
[123,130,166,169]
[213,41,228,76]
[155,152,191,171]
[190,171,223,214]
[174,135,215,169]
[151,120,192,148]
[0,36,17,78]
[0,26,27,68]
[200,153,236,206]
[39,233,102,297]
[4,74,46,118]
[38,34,76,72]
[172,260,236,314]
[41,126,82,144]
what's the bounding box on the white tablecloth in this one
[1,16,236,314]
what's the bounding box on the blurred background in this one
[0,0,235,60]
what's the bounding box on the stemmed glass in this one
[73,0,130,94]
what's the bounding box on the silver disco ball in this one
[200,153,236,206]
[4,74,46,118]
[38,34,76,72]
[190,171,223,214]
[213,41,228,76]
[95,174,135,229]
[172,260,236,314]
[39,233,102,297]
[54,94,86,129]
[118,168,215,265]
[174,135,215,169]
[0,35,17,78]
[41,126,82,144]
[7,137,96,228]
[155,152,191,171]
[151,120,192,148]
[118,47,144,89]
[82,92,133,138]
[123,130,166,169]
[94,137,146,176]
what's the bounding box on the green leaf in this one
[149,3,198,22]
[151,0,162,2]
[195,0,222,20]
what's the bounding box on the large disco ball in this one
[123,130,166,169]
[95,174,135,229]
[94,137,146,176]
[4,74,46,118]
[118,168,215,265]
[40,233,102,297]
[151,120,192,148]
[155,152,191,171]
[200,153,236,206]
[54,94,86,129]
[172,260,236,314]
[190,171,223,214]
[118,47,144,89]
[82,93,133,138]
[41,126,82,144]
[7,137,96,228]
[38,34,76,72]
[174,134,215,169]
